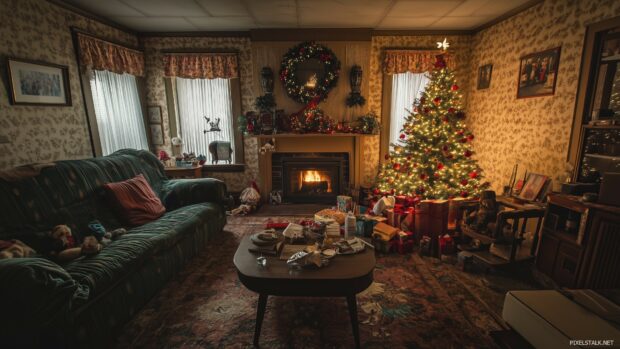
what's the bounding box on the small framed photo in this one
[517,47,561,99]
[150,124,164,145]
[147,106,162,124]
[7,58,71,106]
[477,64,492,89]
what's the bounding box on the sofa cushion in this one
[64,203,222,301]
[104,174,166,226]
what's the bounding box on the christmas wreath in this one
[279,41,341,104]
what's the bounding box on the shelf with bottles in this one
[578,125,620,183]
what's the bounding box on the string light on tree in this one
[375,41,487,200]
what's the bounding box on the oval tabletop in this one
[234,235,376,297]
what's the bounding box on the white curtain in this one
[90,70,148,155]
[176,77,234,163]
[389,71,430,145]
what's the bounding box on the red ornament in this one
[461,191,469,198]
[461,179,468,186]
[407,156,412,160]
[399,133,406,140]
[393,163,401,170]
[434,173,440,178]
[456,111,466,119]
[437,163,444,170]
[385,154,390,160]
[448,107,456,114]
[423,107,430,114]
[373,188,380,195]
[442,145,449,151]
[464,150,473,157]
[390,189,395,195]
[442,116,449,123]
[460,138,468,143]
[456,130,464,136]
[420,173,427,180]
[451,84,459,91]
[433,97,441,105]
[467,134,475,141]
[469,171,478,179]
[446,154,454,159]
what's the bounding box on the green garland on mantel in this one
[279,41,341,104]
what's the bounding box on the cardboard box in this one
[372,222,399,242]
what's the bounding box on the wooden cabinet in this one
[536,194,620,288]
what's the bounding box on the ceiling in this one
[60,0,536,32]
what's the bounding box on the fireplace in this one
[272,153,348,203]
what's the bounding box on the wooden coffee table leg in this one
[253,293,268,347]
[346,295,361,349]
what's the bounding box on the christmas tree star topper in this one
[437,38,450,51]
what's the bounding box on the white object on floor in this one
[283,223,304,240]
[502,290,620,349]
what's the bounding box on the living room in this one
[1,0,619,348]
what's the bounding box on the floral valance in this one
[163,53,239,79]
[383,50,454,75]
[77,33,144,77]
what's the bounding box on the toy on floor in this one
[230,181,261,215]
[0,240,36,259]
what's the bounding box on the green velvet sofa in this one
[0,149,228,348]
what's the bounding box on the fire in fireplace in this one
[299,170,332,193]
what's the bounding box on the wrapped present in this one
[395,195,407,205]
[447,198,471,230]
[337,195,353,213]
[439,234,456,255]
[355,216,376,237]
[400,207,415,232]
[372,222,399,242]
[373,236,399,253]
[415,200,449,257]
[386,205,409,228]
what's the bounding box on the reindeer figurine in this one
[203,116,221,133]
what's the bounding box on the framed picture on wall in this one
[517,47,561,98]
[147,106,162,124]
[150,124,164,145]
[6,58,71,106]
[477,64,493,89]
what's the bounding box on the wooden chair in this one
[458,196,546,266]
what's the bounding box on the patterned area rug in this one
[116,216,534,349]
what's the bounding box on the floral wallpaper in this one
[366,35,472,186]
[466,0,620,192]
[5,0,620,196]
[141,36,256,192]
[0,0,138,169]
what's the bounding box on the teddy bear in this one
[0,240,36,259]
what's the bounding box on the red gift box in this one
[400,207,415,232]
[415,200,449,257]
[439,234,456,255]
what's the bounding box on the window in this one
[175,77,235,163]
[89,70,148,155]
[389,72,430,145]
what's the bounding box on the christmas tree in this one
[375,53,487,200]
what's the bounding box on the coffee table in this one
[234,235,375,348]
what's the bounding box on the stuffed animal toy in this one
[87,220,127,246]
[465,190,501,237]
[50,225,76,249]
[0,240,36,259]
[57,236,101,261]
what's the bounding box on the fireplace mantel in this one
[250,133,378,199]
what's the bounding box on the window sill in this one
[202,164,245,172]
